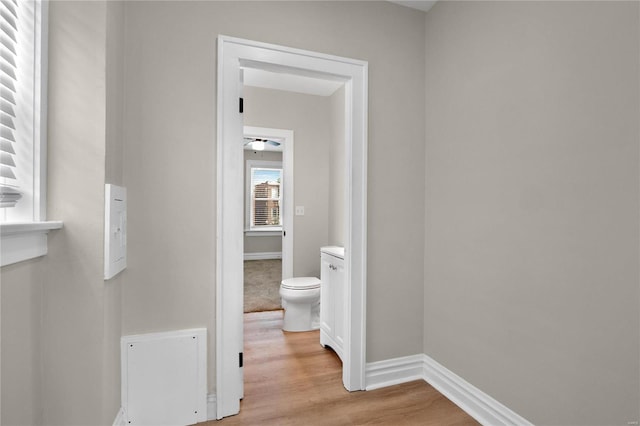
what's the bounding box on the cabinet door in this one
[333,259,345,348]
[320,256,334,335]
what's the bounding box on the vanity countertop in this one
[321,246,345,260]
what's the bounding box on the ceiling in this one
[388,1,437,13]
[243,68,344,97]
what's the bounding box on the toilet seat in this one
[281,277,321,290]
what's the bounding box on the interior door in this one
[216,48,245,418]
[238,68,244,400]
[280,130,294,281]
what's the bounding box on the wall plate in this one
[104,184,127,280]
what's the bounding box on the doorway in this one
[243,126,294,282]
[242,126,293,316]
[216,35,368,419]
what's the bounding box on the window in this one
[246,160,283,233]
[251,168,281,228]
[1,0,44,220]
[0,0,60,267]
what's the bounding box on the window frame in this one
[245,160,283,236]
[0,0,61,267]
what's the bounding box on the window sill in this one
[244,228,282,237]
[0,221,63,267]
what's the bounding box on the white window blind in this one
[0,0,21,207]
[0,0,58,267]
[250,167,282,229]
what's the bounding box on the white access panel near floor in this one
[121,328,207,426]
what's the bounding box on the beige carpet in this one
[244,259,282,313]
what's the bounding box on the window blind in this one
[0,0,21,207]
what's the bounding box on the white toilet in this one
[279,277,321,332]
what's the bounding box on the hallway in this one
[208,311,477,425]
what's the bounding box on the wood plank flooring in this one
[205,310,478,426]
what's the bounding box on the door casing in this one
[216,35,368,419]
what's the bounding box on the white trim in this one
[216,34,244,419]
[423,355,533,426]
[217,35,368,419]
[34,0,49,221]
[207,394,217,421]
[365,354,425,391]
[244,230,281,237]
[112,407,126,426]
[244,251,282,261]
[0,221,62,235]
[0,221,62,267]
[364,354,533,426]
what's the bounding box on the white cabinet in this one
[320,246,345,363]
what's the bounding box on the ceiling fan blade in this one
[244,137,281,147]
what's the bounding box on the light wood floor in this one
[205,310,478,426]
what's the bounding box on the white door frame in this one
[216,35,368,419]
[243,126,294,279]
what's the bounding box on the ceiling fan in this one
[244,137,282,151]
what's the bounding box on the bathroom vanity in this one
[320,246,345,363]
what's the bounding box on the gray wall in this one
[1,259,43,425]
[1,2,125,425]
[328,86,345,247]
[244,86,331,278]
[104,1,125,421]
[122,1,426,402]
[243,149,283,255]
[43,2,124,424]
[1,2,637,425]
[424,2,640,425]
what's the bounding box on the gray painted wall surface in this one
[104,1,125,422]
[18,2,640,425]
[424,2,640,425]
[122,3,426,404]
[1,259,43,426]
[1,2,125,424]
[328,86,345,247]
[43,1,106,423]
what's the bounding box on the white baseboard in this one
[112,407,126,426]
[244,251,282,261]
[422,355,533,426]
[365,354,425,391]
[365,354,532,426]
[207,394,217,420]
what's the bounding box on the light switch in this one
[104,184,127,280]
[295,206,305,216]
